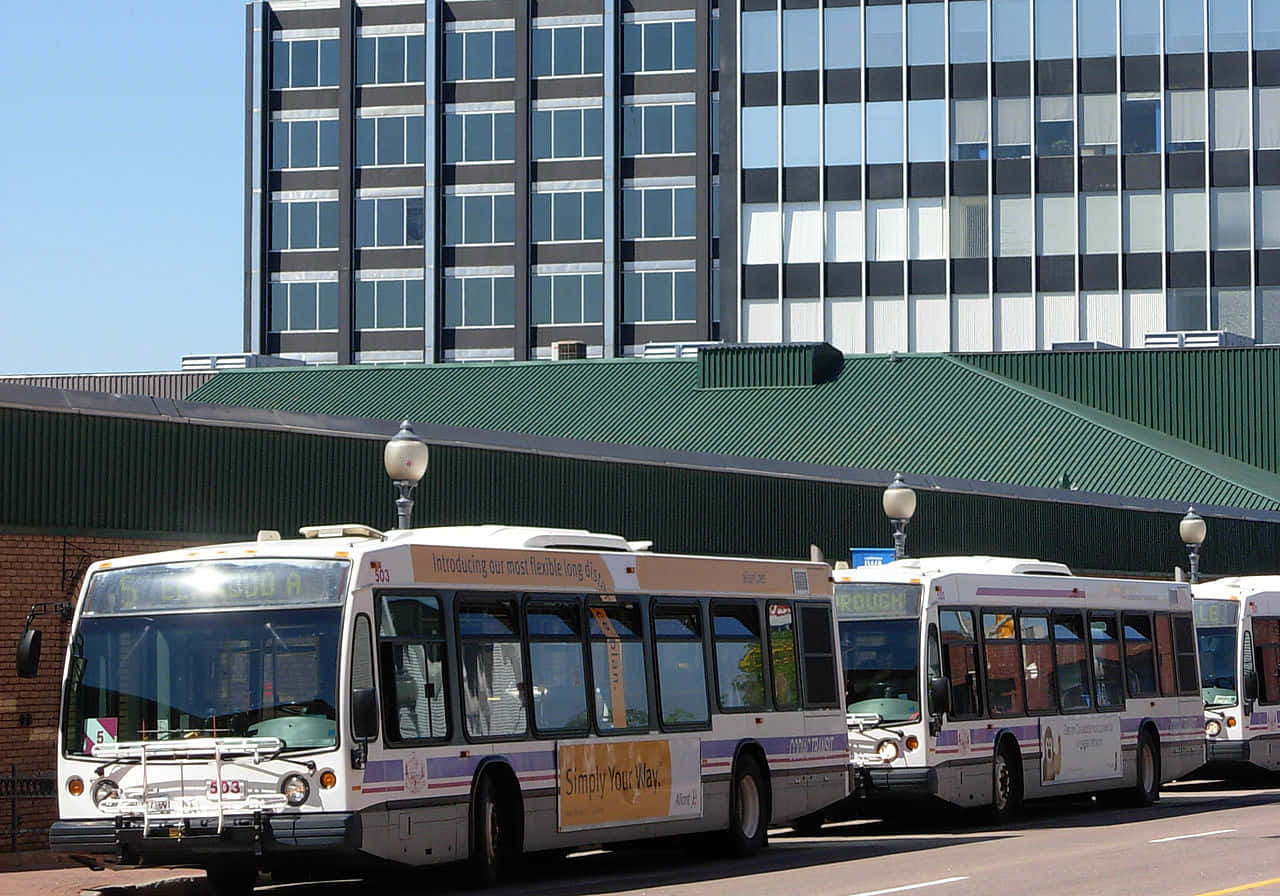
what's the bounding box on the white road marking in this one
[1149,829,1236,843]
[845,876,969,896]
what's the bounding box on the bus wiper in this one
[847,712,905,737]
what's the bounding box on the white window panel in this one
[1124,191,1163,253]
[1258,88,1280,149]
[1210,88,1250,150]
[742,204,781,265]
[784,298,823,341]
[1167,89,1206,144]
[950,197,989,257]
[1212,188,1251,249]
[1081,193,1119,254]
[1079,94,1118,146]
[995,196,1033,256]
[952,98,988,144]
[1038,292,1078,348]
[910,295,949,351]
[869,297,907,353]
[1168,190,1208,251]
[1083,292,1123,345]
[1037,195,1076,255]
[1126,290,1166,347]
[953,295,993,351]
[1259,187,1280,248]
[869,200,906,261]
[908,198,946,259]
[996,293,1035,350]
[742,299,781,342]
[826,298,864,353]
[825,201,865,262]
[783,203,823,263]
[995,97,1031,146]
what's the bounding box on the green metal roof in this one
[186,351,1280,513]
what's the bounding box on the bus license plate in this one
[207,780,245,799]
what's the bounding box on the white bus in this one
[827,556,1205,821]
[1193,577,1280,772]
[18,524,848,895]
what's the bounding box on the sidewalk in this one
[0,852,205,896]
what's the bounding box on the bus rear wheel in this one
[1129,731,1160,807]
[990,745,1023,823]
[727,754,770,856]
[471,774,522,886]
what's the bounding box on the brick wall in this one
[0,534,194,851]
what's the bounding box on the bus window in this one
[1253,618,1280,705]
[713,604,766,710]
[799,604,840,709]
[1121,613,1158,698]
[653,604,710,727]
[982,612,1025,717]
[1020,613,1055,713]
[939,609,981,718]
[589,602,650,731]
[1053,612,1091,711]
[768,602,799,709]
[458,598,527,739]
[1089,614,1124,709]
[1172,614,1200,696]
[1155,613,1178,696]
[526,599,589,733]
[378,595,448,741]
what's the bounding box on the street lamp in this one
[1179,506,1207,584]
[384,421,429,529]
[882,473,917,561]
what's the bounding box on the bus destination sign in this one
[1193,599,1239,627]
[834,584,922,619]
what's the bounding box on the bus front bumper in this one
[1206,740,1250,763]
[51,811,361,860]
[852,765,936,796]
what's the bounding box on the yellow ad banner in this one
[559,739,702,831]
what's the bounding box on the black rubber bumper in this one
[1207,740,1250,763]
[51,812,362,860]
[854,766,936,795]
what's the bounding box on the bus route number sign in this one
[1194,599,1239,627]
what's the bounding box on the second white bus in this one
[828,556,1205,820]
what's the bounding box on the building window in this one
[825,104,863,165]
[1034,0,1072,60]
[531,273,604,325]
[1081,193,1120,254]
[907,3,944,67]
[444,29,516,81]
[1079,95,1118,155]
[1258,187,1280,248]
[1211,188,1251,250]
[866,102,904,165]
[1213,288,1252,337]
[443,275,515,328]
[270,281,338,332]
[908,100,947,162]
[357,115,426,167]
[741,107,778,168]
[783,105,820,167]
[271,200,339,251]
[1037,195,1076,256]
[868,200,906,261]
[355,279,425,330]
[623,186,696,239]
[743,204,781,265]
[908,198,945,260]
[949,1,987,64]
[784,202,822,263]
[443,111,515,163]
[356,34,426,85]
[1166,90,1205,152]
[356,197,426,248]
[1079,0,1118,56]
[1211,88,1250,151]
[711,182,720,239]
[271,38,339,89]
[993,0,1031,62]
[824,7,861,69]
[1122,0,1161,55]
[1122,93,1161,154]
[1259,88,1280,149]
[950,196,989,258]
[1258,1,1280,50]
[272,119,339,170]
[625,19,696,73]
[622,270,696,323]
[532,189,604,242]
[1124,191,1163,252]
[995,195,1033,256]
[783,8,819,72]
[623,103,696,156]
[711,96,721,155]
[995,97,1031,159]
[741,10,777,73]
[866,5,903,69]
[1168,288,1208,330]
[443,193,515,245]
[1167,190,1208,252]
[1165,0,1205,53]
[1036,97,1074,157]
[532,24,604,76]
[532,107,604,159]
[1209,0,1250,52]
[952,99,988,160]
[711,15,720,72]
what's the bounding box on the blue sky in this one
[0,4,246,375]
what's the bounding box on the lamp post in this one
[882,473,917,561]
[384,421,429,529]
[1179,506,1207,584]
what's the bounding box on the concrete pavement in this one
[0,852,203,896]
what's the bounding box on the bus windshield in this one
[1197,626,1237,706]
[839,618,920,722]
[63,607,342,756]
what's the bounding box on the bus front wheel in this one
[471,774,522,886]
[727,754,770,856]
[990,744,1023,823]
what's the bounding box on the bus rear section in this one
[832,557,1205,820]
[1194,578,1280,774]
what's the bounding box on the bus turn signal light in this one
[320,770,337,790]
[905,735,919,751]
[66,776,84,797]
[1227,716,1238,728]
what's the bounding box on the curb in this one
[83,874,207,896]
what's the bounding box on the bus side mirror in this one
[929,676,951,716]
[1244,669,1259,703]
[352,687,379,741]
[17,629,41,679]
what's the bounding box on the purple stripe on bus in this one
[364,759,404,784]
[427,750,555,781]
[936,730,958,746]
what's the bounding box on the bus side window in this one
[1088,613,1124,709]
[712,603,767,710]
[378,594,449,742]
[1172,613,1200,696]
[1020,613,1055,713]
[588,601,650,731]
[768,602,800,709]
[458,598,528,740]
[939,609,981,718]
[1052,612,1091,711]
[1154,613,1178,697]
[653,603,710,727]
[1252,618,1280,705]
[982,611,1024,717]
[1121,613,1158,698]
[798,603,839,709]
[526,598,589,734]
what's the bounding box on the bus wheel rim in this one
[1141,743,1154,792]
[995,756,1010,808]
[738,775,760,837]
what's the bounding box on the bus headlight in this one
[1205,719,1222,737]
[280,774,310,807]
[876,740,901,762]
[91,779,120,806]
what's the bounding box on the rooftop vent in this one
[1051,341,1120,352]
[550,340,588,361]
[181,353,307,371]
[698,342,845,389]
[643,341,719,359]
[1142,330,1255,349]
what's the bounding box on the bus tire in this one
[990,743,1023,823]
[471,773,522,887]
[1130,730,1160,807]
[727,753,770,856]
[205,867,257,896]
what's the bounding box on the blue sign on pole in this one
[849,548,898,568]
